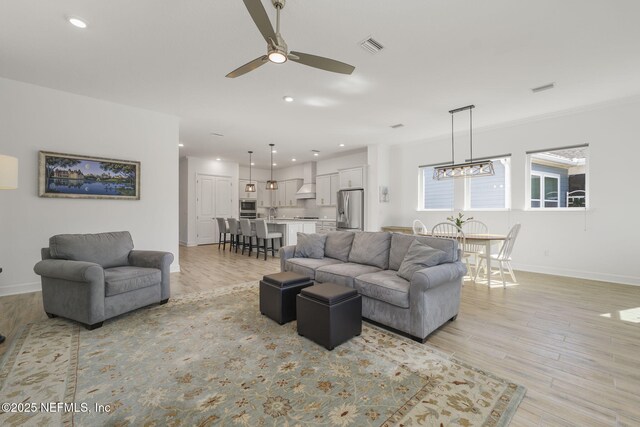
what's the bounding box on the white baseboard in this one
[0,281,41,297]
[511,263,640,287]
[170,264,181,273]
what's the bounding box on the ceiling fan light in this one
[268,51,287,64]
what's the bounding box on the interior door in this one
[215,178,232,218]
[196,174,216,244]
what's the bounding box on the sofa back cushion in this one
[348,231,391,269]
[49,231,134,268]
[294,233,327,259]
[324,231,355,262]
[389,233,458,270]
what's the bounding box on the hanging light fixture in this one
[245,151,256,192]
[433,105,494,180]
[266,144,278,190]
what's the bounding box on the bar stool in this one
[216,218,229,250]
[255,219,283,260]
[227,218,242,253]
[239,218,257,256]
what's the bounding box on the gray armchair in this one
[34,231,174,330]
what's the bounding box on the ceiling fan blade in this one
[289,51,355,75]
[242,0,277,45]
[226,55,269,78]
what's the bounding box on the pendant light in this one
[433,105,494,180]
[245,151,256,192]
[266,144,278,190]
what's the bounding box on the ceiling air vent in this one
[360,37,384,54]
[390,123,404,129]
[531,83,555,93]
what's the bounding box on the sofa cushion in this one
[316,263,381,288]
[104,266,161,297]
[389,233,458,270]
[348,232,391,269]
[397,240,447,281]
[285,257,343,280]
[324,231,355,262]
[50,231,134,269]
[354,270,410,308]
[294,233,327,259]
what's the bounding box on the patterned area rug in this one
[0,282,525,426]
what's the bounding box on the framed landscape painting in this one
[38,151,140,200]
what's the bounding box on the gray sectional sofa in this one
[279,231,467,342]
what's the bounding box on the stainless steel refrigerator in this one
[337,189,364,231]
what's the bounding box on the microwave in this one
[240,199,257,212]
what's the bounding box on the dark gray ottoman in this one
[260,272,313,325]
[296,282,362,350]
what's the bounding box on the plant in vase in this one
[447,212,473,228]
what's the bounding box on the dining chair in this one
[474,223,521,288]
[254,219,283,260]
[432,222,468,281]
[239,219,257,256]
[461,220,489,281]
[226,218,242,253]
[412,219,428,235]
[215,218,229,250]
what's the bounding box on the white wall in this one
[0,78,180,296]
[386,97,640,286]
[182,156,239,246]
[179,157,189,245]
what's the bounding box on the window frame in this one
[525,145,590,211]
[417,165,455,212]
[464,156,512,211]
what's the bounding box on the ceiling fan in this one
[226,0,355,78]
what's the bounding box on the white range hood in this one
[296,162,316,199]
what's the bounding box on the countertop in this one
[259,218,336,222]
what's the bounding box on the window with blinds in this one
[419,166,454,210]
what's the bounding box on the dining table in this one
[381,226,507,286]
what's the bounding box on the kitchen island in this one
[263,220,316,246]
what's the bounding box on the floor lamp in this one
[0,154,18,344]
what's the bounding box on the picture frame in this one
[38,151,140,200]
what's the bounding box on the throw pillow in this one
[294,233,327,259]
[324,231,355,262]
[397,239,447,281]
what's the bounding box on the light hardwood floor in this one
[2,244,640,426]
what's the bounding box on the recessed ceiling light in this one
[339,144,345,147]
[291,158,296,162]
[178,143,184,147]
[313,153,319,156]
[216,158,221,161]
[283,96,294,102]
[67,16,88,29]
[273,163,277,166]
[312,150,320,156]
[251,162,255,166]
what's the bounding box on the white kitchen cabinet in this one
[276,185,286,207]
[338,167,364,189]
[257,182,273,208]
[285,179,303,207]
[315,174,338,206]
[238,180,258,200]
[330,174,339,205]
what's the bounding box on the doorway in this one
[196,174,232,245]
